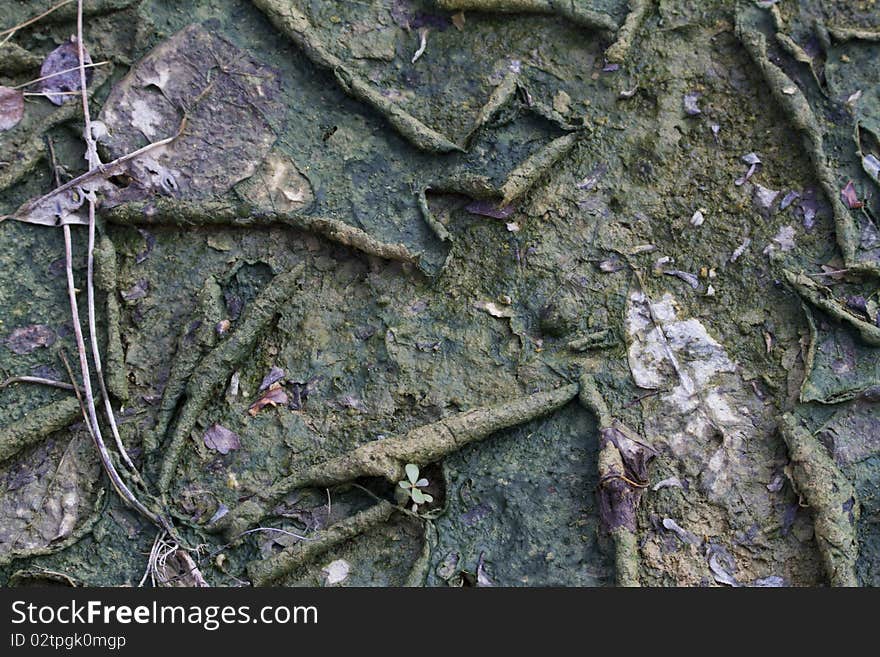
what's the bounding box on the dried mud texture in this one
[3,0,880,587]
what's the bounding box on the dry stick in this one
[12,60,109,89]
[0,376,75,391]
[59,234,164,529]
[779,414,859,586]
[76,0,135,472]
[0,0,75,46]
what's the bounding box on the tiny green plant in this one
[397,463,433,513]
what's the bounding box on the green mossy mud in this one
[2,0,880,587]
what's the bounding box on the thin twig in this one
[59,235,158,524]
[13,60,109,89]
[77,0,137,472]
[0,0,75,45]
[0,375,75,391]
[23,91,84,97]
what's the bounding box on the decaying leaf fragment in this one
[0,86,24,132]
[0,433,101,565]
[4,324,56,355]
[248,384,289,416]
[203,424,241,455]
[624,284,796,582]
[39,38,93,106]
[10,24,283,227]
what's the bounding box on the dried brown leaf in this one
[248,384,288,416]
[203,424,241,455]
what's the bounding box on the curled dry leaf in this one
[248,383,289,416]
[258,366,285,392]
[0,86,25,132]
[203,423,241,455]
[841,181,863,209]
[40,38,93,106]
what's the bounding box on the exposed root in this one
[604,0,653,64]
[784,270,880,346]
[93,233,128,401]
[736,9,877,277]
[145,275,223,455]
[579,372,654,587]
[102,200,421,268]
[0,397,82,464]
[779,414,859,587]
[247,501,395,586]
[252,0,462,153]
[435,1,618,34]
[212,382,578,540]
[0,43,43,73]
[157,264,305,494]
[499,133,578,205]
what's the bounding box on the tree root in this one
[435,1,618,35]
[211,382,579,540]
[247,501,395,586]
[252,0,462,153]
[784,270,880,346]
[826,25,880,42]
[579,373,653,587]
[779,414,859,587]
[0,396,82,464]
[93,233,128,401]
[604,0,653,63]
[499,133,578,205]
[736,10,877,277]
[0,43,43,74]
[102,200,420,268]
[145,275,223,455]
[157,264,305,494]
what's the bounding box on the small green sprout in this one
[397,463,433,512]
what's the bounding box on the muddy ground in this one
[0,0,878,587]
